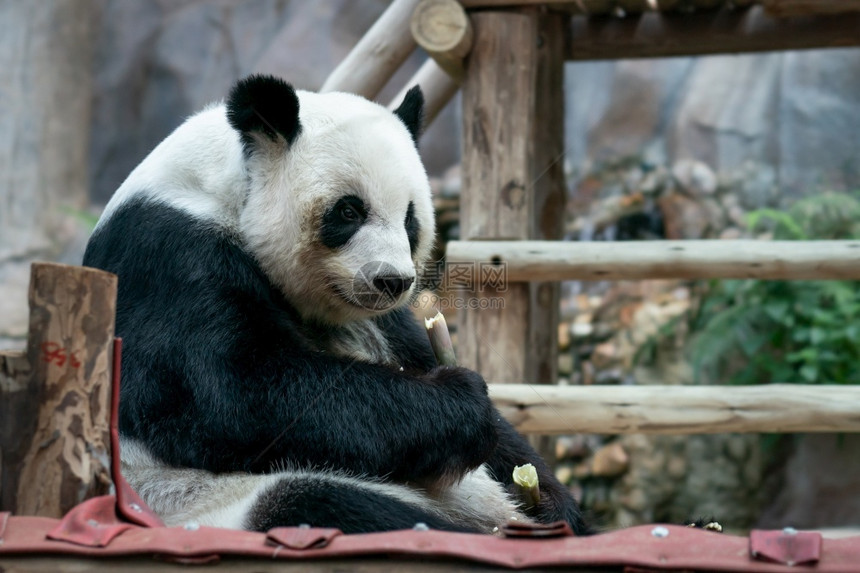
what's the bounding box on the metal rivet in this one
[413,522,430,531]
[783,527,798,535]
[298,523,311,529]
[651,526,670,538]
[183,521,199,531]
[128,503,142,513]
[87,519,99,527]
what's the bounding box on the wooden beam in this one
[320,0,419,98]
[491,383,860,435]
[763,0,860,17]
[567,6,860,61]
[0,263,117,518]
[411,0,473,82]
[459,9,566,386]
[446,240,860,282]
[388,59,460,127]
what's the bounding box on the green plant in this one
[688,192,860,385]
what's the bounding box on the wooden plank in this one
[446,240,860,282]
[490,383,860,435]
[763,0,860,17]
[568,6,860,61]
[411,0,473,82]
[459,9,566,387]
[388,59,460,127]
[0,263,117,517]
[320,0,419,98]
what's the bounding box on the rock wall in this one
[564,49,860,200]
[88,0,462,204]
[86,3,860,206]
[0,0,99,350]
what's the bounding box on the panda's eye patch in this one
[321,195,368,249]
[405,201,420,255]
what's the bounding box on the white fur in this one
[122,438,527,532]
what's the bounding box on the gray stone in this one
[672,159,717,197]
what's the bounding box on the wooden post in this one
[0,263,117,517]
[459,9,566,388]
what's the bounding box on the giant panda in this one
[83,75,588,535]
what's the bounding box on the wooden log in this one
[567,6,860,61]
[459,9,566,388]
[446,239,860,282]
[320,0,419,98]
[387,59,460,128]
[0,262,117,518]
[490,383,860,435]
[762,0,860,17]
[411,0,473,82]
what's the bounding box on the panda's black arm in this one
[375,304,590,534]
[85,199,497,485]
[485,416,591,535]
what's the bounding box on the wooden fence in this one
[322,0,860,436]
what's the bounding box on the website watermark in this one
[413,291,505,310]
[350,260,509,312]
[421,261,508,293]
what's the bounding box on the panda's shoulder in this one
[98,103,245,229]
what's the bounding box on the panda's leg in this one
[245,472,479,534]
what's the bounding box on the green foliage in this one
[688,192,860,385]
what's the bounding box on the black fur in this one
[84,198,497,482]
[393,86,424,145]
[405,201,420,255]
[320,195,369,249]
[246,475,476,534]
[226,74,301,151]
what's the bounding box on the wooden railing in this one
[317,0,860,438]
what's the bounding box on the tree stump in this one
[0,262,117,517]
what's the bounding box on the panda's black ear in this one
[226,75,301,150]
[393,85,424,145]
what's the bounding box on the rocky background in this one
[2,0,859,532]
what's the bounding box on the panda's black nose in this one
[373,276,414,297]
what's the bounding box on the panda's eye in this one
[340,204,359,221]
